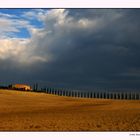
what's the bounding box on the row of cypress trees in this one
[41,87,140,100]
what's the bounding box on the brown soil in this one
[0,89,140,131]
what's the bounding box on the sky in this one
[0,9,140,90]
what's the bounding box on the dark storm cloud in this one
[1,9,140,89]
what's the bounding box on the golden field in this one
[0,89,140,131]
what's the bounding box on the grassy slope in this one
[0,89,140,131]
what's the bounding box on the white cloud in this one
[0,9,125,67]
[0,12,17,18]
[0,38,28,59]
[0,18,19,36]
[22,9,47,21]
[0,10,48,65]
[0,37,48,65]
[0,16,33,39]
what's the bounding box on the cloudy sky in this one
[0,9,140,89]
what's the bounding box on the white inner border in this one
[0,0,140,8]
[0,132,140,140]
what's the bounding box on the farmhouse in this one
[12,84,31,91]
